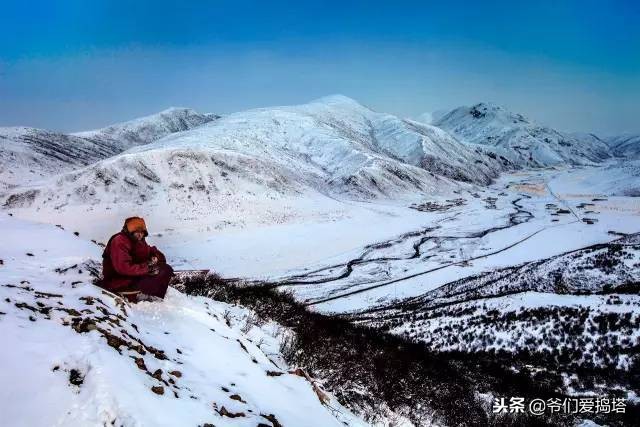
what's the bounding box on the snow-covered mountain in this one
[413,110,447,126]
[0,108,217,190]
[2,96,510,233]
[606,133,640,159]
[434,103,612,168]
[73,107,220,151]
[0,127,120,190]
[2,96,639,426]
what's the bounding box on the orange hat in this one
[124,217,148,237]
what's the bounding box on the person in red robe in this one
[101,217,173,300]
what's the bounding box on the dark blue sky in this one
[1,0,638,134]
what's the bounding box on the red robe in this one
[101,232,166,291]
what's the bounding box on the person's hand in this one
[147,257,160,275]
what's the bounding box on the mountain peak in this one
[158,106,196,115]
[465,103,529,124]
[311,94,363,107]
[72,107,218,150]
[434,102,611,167]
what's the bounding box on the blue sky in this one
[1,0,638,134]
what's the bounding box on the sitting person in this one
[101,216,174,301]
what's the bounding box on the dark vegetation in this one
[379,304,640,373]
[170,274,640,426]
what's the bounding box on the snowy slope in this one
[413,109,448,126]
[434,103,612,168]
[0,108,217,190]
[0,214,364,426]
[2,96,510,235]
[0,127,120,189]
[606,133,640,159]
[548,160,640,197]
[355,234,640,374]
[74,107,219,151]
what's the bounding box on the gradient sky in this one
[1,0,638,135]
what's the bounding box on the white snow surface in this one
[0,214,365,426]
[73,107,219,151]
[0,127,119,189]
[0,108,217,190]
[606,133,640,159]
[435,103,612,168]
[1,95,639,425]
[2,96,511,247]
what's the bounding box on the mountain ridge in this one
[0,108,218,190]
[434,102,612,168]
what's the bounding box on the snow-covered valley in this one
[1,96,639,426]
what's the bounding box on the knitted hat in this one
[124,217,148,237]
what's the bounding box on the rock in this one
[133,357,147,371]
[260,413,282,427]
[71,317,97,333]
[169,370,182,378]
[151,385,164,395]
[152,369,163,380]
[216,406,245,418]
[229,394,246,403]
[69,369,84,386]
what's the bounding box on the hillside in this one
[434,103,612,168]
[73,107,220,151]
[606,134,640,159]
[0,127,119,190]
[1,96,510,237]
[1,96,639,426]
[0,214,364,426]
[0,108,217,190]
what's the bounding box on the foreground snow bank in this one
[0,214,364,426]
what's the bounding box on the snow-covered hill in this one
[413,110,447,126]
[0,127,120,190]
[0,214,364,426]
[0,108,217,190]
[606,134,640,159]
[2,96,510,236]
[73,107,219,151]
[434,103,612,168]
[548,159,640,197]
